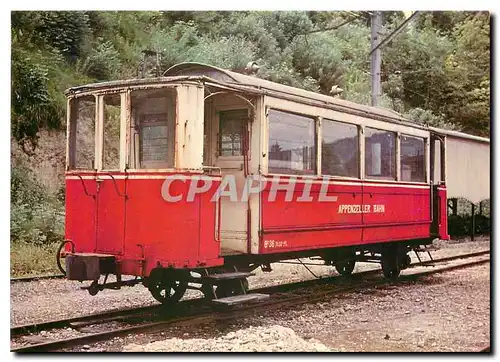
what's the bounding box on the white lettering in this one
[241,175,267,202]
[268,176,296,202]
[161,175,186,202]
[318,179,339,202]
[336,204,385,214]
[297,179,314,202]
[211,175,238,202]
[186,179,212,202]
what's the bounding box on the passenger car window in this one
[68,95,96,170]
[365,127,396,179]
[219,110,247,156]
[322,119,359,178]
[102,94,121,170]
[268,109,316,175]
[130,88,176,169]
[401,135,425,182]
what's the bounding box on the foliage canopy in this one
[11,10,490,146]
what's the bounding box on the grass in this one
[10,241,61,278]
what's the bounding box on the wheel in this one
[148,277,188,305]
[335,260,356,276]
[399,254,412,270]
[381,248,401,280]
[201,282,217,300]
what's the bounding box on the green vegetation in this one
[10,11,490,276]
[11,241,61,277]
[12,11,490,145]
[10,157,65,276]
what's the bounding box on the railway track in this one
[10,274,65,283]
[11,249,490,352]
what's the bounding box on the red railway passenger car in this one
[60,62,489,304]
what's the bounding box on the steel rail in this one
[11,249,489,336]
[9,247,488,284]
[11,251,489,352]
[10,274,65,283]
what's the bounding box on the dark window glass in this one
[401,135,425,182]
[219,110,247,156]
[365,127,396,179]
[322,120,358,177]
[268,109,316,175]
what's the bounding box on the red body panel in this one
[436,186,450,240]
[96,179,126,254]
[65,172,223,276]
[65,177,97,253]
[260,177,433,254]
[66,172,448,275]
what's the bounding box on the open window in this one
[68,95,96,170]
[129,88,176,169]
[102,94,121,170]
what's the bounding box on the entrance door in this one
[95,176,126,254]
[214,109,249,255]
[95,93,126,255]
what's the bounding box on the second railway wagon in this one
[61,62,489,304]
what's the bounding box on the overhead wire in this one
[303,11,362,35]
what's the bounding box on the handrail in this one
[98,173,128,199]
[75,174,96,199]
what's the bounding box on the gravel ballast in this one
[123,325,333,352]
[11,237,490,352]
[10,237,489,327]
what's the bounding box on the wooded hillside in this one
[12,10,490,149]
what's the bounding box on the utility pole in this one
[370,11,382,107]
[369,11,419,107]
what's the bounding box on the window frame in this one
[217,109,248,158]
[100,92,125,171]
[320,118,361,179]
[266,107,318,176]
[66,94,98,171]
[363,126,397,181]
[126,85,179,172]
[400,133,427,183]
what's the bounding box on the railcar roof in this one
[65,62,489,144]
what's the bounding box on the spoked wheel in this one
[335,260,356,276]
[381,246,401,280]
[147,272,188,305]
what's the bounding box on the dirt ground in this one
[11,237,490,352]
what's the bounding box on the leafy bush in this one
[11,162,65,246]
[77,38,122,80]
[11,47,64,148]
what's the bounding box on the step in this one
[212,293,270,306]
[203,271,254,281]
